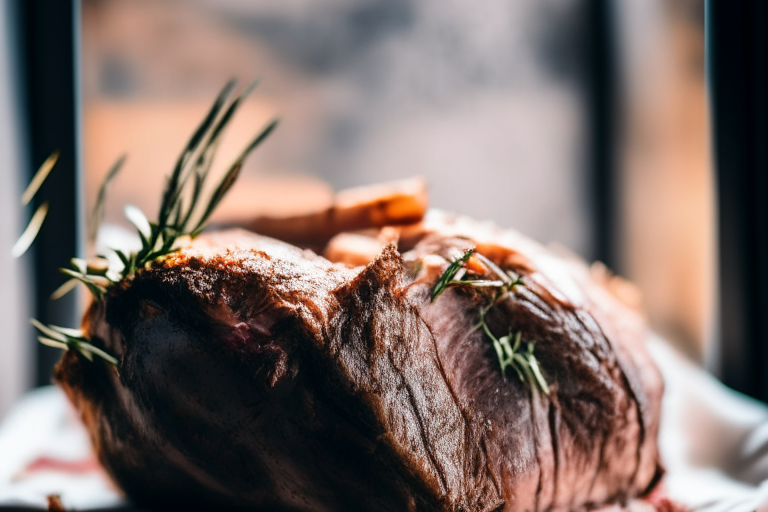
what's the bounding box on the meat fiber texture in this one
[55,210,664,512]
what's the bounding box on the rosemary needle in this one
[21,151,59,206]
[12,202,49,258]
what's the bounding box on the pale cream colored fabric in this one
[652,337,768,512]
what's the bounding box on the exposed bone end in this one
[245,177,428,247]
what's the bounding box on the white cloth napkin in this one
[0,387,124,510]
[650,337,768,512]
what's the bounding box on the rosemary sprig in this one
[16,160,116,364]
[431,248,550,395]
[478,315,550,395]
[51,257,114,301]
[111,80,278,280]
[31,319,117,365]
[59,259,109,300]
[15,80,278,368]
[39,79,276,299]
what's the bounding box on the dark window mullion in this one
[16,0,82,386]
[585,0,619,270]
[708,0,768,400]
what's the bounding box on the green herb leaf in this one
[125,205,151,239]
[32,318,117,365]
[191,118,279,236]
[48,324,87,340]
[113,249,130,268]
[526,347,550,395]
[60,268,107,300]
[50,279,79,300]
[12,202,49,258]
[157,79,237,235]
[77,341,118,365]
[431,248,474,302]
[21,151,59,205]
[208,79,260,144]
[448,279,506,288]
[37,336,68,350]
[31,318,67,343]
[88,155,126,242]
[70,257,88,274]
[472,252,510,283]
[76,346,94,361]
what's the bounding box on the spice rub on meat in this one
[55,211,664,512]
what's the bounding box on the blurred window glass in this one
[81,0,595,257]
[615,0,713,361]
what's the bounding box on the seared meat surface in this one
[56,212,663,512]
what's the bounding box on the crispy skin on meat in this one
[55,215,663,512]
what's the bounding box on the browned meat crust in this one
[55,214,663,512]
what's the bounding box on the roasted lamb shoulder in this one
[55,212,663,512]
